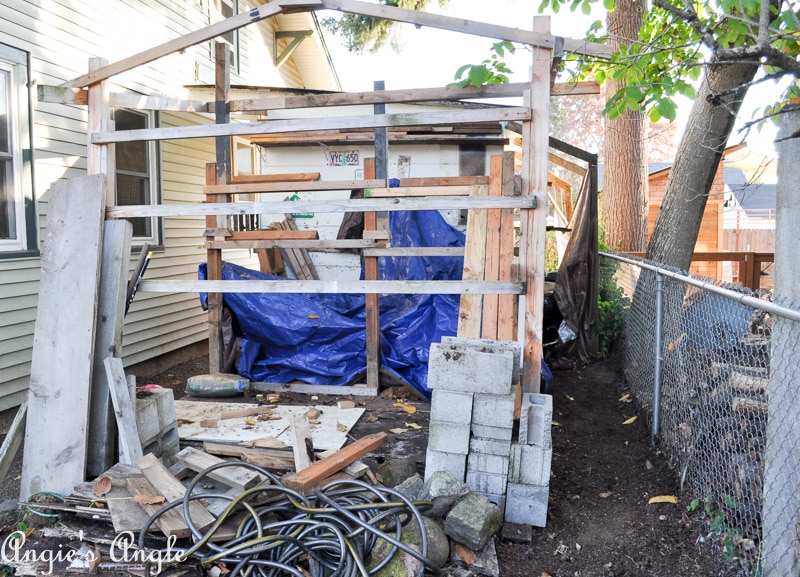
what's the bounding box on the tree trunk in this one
[602,0,649,252]
[645,59,759,269]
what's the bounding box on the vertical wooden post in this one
[87,57,115,200]
[497,151,517,341]
[457,184,488,338]
[208,42,231,374]
[481,155,503,339]
[519,16,552,394]
[363,157,380,390]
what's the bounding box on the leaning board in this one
[175,401,364,451]
[20,175,106,499]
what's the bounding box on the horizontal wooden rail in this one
[139,279,524,295]
[205,239,375,250]
[107,195,537,218]
[204,176,489,195]
[91,108,532,144]
[362,247,465,257]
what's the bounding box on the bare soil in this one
[0,351,736,576]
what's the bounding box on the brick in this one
[509,443,552,486]
[428,421,471,455]
[469,437,512,457]
[441,336,521,385]
[428,343,514,394]
[472,392,515,429]
[467,451,510,476]
[518,392,553,447]
[505,482,549,527]
[466,470,508,495]
[444,492,502,551]
[425,448,467,482]
[470,423,513,441]
[430,390,474,425]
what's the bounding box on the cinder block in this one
[466,470,508,495]
[509,443,552,486]
[428,421,471,455]
[518,393,553,447]
[473,491,507,519]
[441,336,521,385]
[472,392,515,429]
[428,343,514,394]
[505,482,549,527]
[467,451,510,476]
[424,449,467,482]
[431,390,474,425]
[136,396,160,445]
[471,423,513,441]
[469,436,512,457]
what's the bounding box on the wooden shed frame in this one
[23,0,609,494]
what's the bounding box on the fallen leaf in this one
[619,393,632,403]
[133,494,166,506]
[454,543,476,564]
[257,413,272,421]
[365,415,379,423]
[307,314,320,319]
[402,404,417,414]
[622,416,638,425]
[648,495,678,504]
[646,459,654,470]
[599,492,612,498]
[308,418,321,425]
[392,402,405,408]
[562,392,575,401]
[305,408,321,420]
[92,476,112,497]
[244,417,256,426]
[405,422,422,430]
[389,428,408,434]
[336,422,347,432]
[177,419,195,426]
[552,421,561,426]
[541,573,552,577]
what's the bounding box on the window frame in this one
[209,0,240,72]
[0,43,36,258]
[113,108,162,248]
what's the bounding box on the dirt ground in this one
[0,351,736,576]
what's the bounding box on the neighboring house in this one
[0,0,340,415]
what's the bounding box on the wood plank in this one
[205,179,386,195]
[139,279,523,295]
[135,453,217,537]
[0,400,26,485]
[206,163,226,374]
[283,217,319,279]
[219,407,274,420]
[497,152,517,342]
[551,81,601,96]
[107,195,537,219]
[92,108,533,144]
[88,220,133,478]
[105,357,144,465]
[248,381,379,397]
[207,239,374,250]
[228,84,531,112]
[290,415,314,473]
[482,155,504,339]
[203,442,295,471]
[37,86,208,112]
[107,477,153,534]
[125,477,192,539]
[228,229,319,240]
[230,172,320,184]
[20,175,106,500]
[520,16,551,394]
[363,247,464,257]
[282,432,388,491]
[458,185,489,338]
[366,185,475,197]
[363,158,381,392]
[321,0,612,57]
[175,447,263,492]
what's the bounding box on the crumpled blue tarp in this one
[200,210,550,399]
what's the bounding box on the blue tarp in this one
[200,210,551,398]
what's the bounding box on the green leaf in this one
[657,98,677,122]
[603,0,615,10]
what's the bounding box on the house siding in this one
[0,0,321,412]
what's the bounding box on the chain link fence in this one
[601,250,800,576]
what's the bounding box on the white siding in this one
[0,0,326,410]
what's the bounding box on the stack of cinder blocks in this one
[135,387,180,465]
[425,337,552,527]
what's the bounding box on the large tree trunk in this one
[602,0,649,252]
[645,59,759,269]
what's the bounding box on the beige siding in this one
[0,0,327,409]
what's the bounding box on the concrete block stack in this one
[506,392,553,527]
[135,387,179,465]
[426,338,551,526]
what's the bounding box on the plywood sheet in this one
[175,401,364,451]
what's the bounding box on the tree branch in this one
[653,0,720,50]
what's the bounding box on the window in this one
[114,109,160,245]
[210,0,239,72]
[0,44,34,255]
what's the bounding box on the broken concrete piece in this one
[394,473,424,502]
[369,514,447,576]
[444,492,501,551]
[449,537,499,577]
[378,457,418,488]
[500,522,533,544]
[420,470,471,517]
